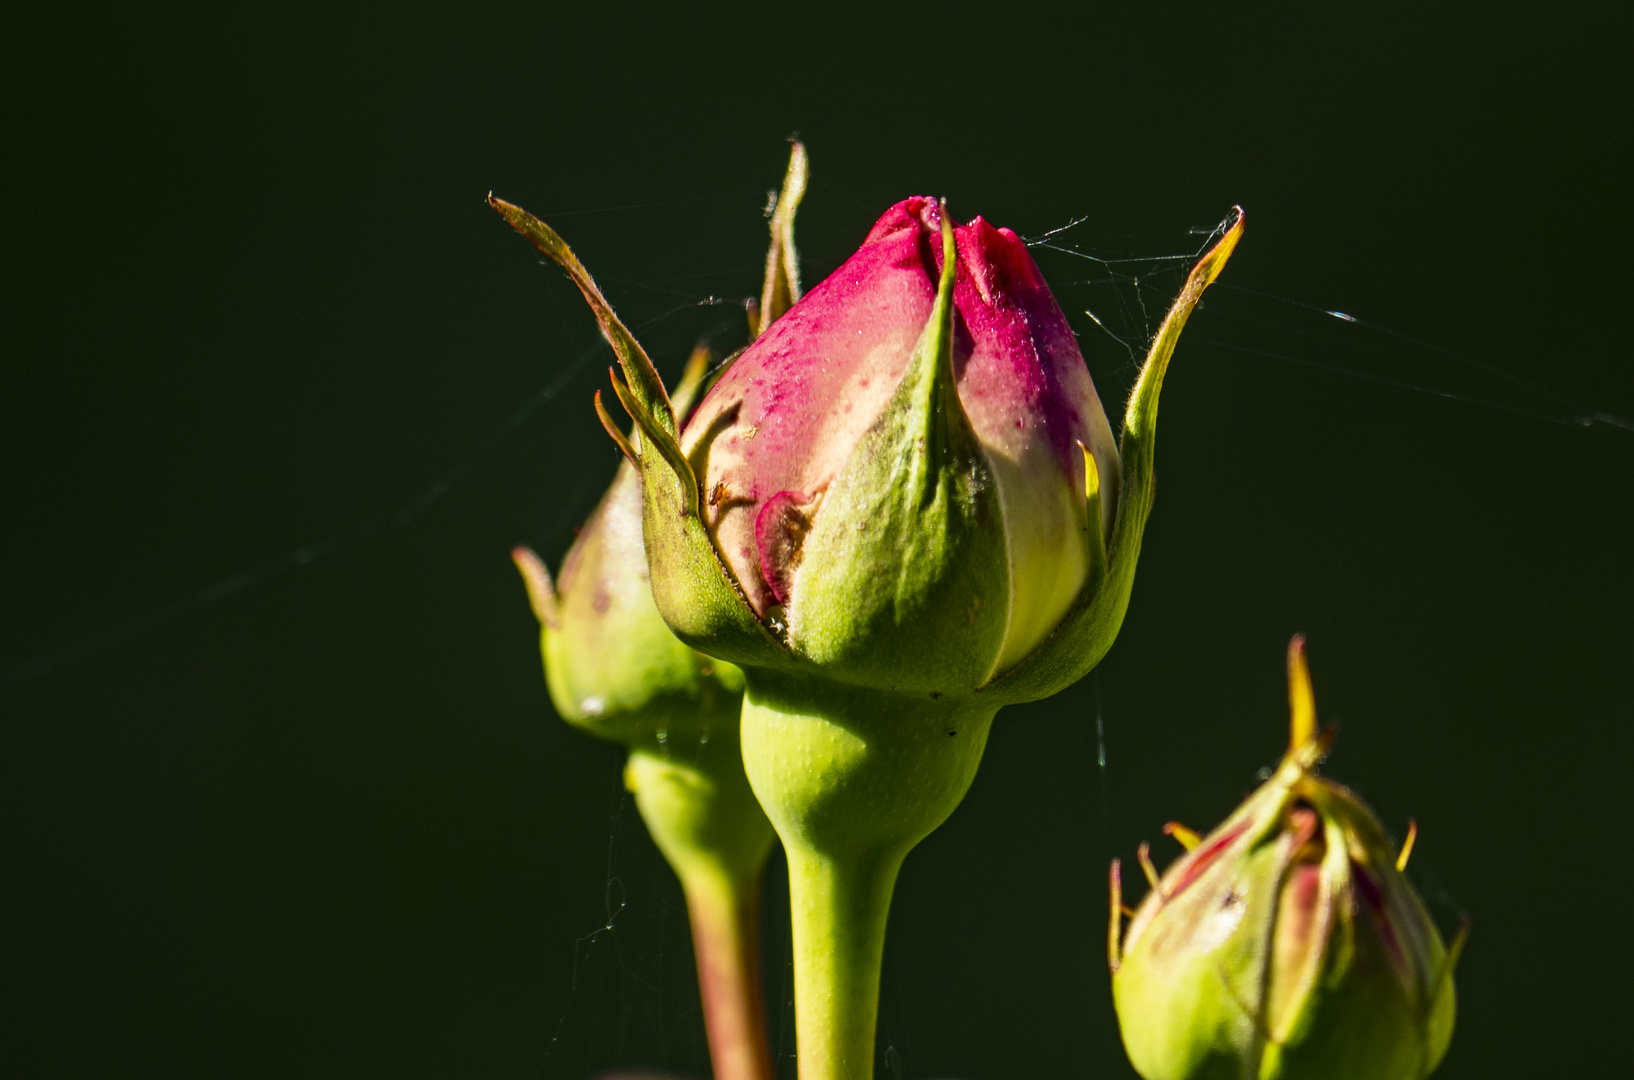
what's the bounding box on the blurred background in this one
[3,3,1629,1077]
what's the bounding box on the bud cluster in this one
[491,141,1458,1080]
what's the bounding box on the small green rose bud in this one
[1109,638,1464,1080]
[513,348,744,751]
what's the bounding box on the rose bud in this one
[492,160,1240,1080]
[504,144,809,1080]
[512,346,745,753]
[1109,638,1465,1080]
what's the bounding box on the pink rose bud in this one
[492,177,1240,702]
[682,197,1119,687]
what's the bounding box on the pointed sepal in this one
[488,194,703,518]
[488,191,791,674]
[1288,632,1317,751]
[595,387,641,466]
[488,194,678,435]
[786,202,1011,691]
[511,545,560,630]
[984,208,1244,704]
[670,342,714,421]
[751,141,809,338]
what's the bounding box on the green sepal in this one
[488,194,678,437]
[749,141,809,338]
[788,204,1011,692]
[985,208,1244,704]
[488,192,785,668]
[488,193,702,517]
[611,369,702,517]
[637,420,797,672]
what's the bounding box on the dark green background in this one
[4,3,1629,1077]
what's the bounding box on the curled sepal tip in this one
[1123,207,1244,442]
[1163,821,1202,850]
[487,194,678,437]
[595,387,640,467]
[1396,819,1418,873]
[488,194,703,523]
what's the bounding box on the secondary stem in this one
[683,867,774,1080]
[626,727,776,1080]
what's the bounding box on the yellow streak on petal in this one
[1083,440,1101,505]
[1080,441,1108,580]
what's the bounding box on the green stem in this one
[626,726,777,1080]
[782,843,902,1080]
[681,866,773,1080]
[740,672,998,1080]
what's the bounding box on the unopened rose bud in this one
[1110,638,1464,1080]
[685,195,1120,687]
[491,169,1241,1080]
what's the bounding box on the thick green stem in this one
[782,843,903,1080]
[740,672,998,1080]
[626,727,777,1080]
